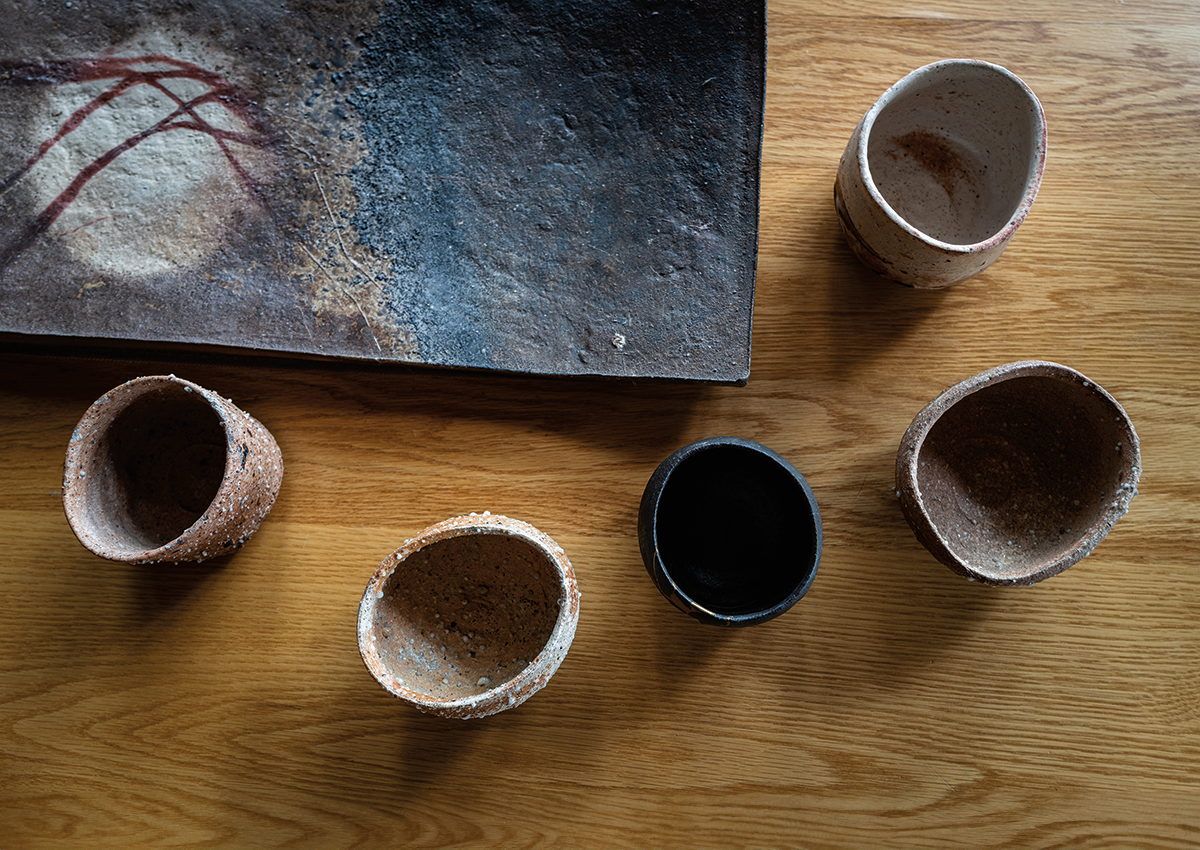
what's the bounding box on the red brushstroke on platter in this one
[0,54,274,273]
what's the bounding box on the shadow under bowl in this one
[357,513,580,719]
[638,437,822,626]
[896,361,1141,586]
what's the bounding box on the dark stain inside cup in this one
[90,387,227,552]
[371,532,560,700]
[891,129,968,204]
[654,445,817,616]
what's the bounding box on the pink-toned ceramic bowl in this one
[896,361,1140,585]
[62,375,283,563]
[358,513,580,719]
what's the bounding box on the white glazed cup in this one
[834,59,1047,289]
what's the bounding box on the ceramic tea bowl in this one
[834,59,1047,288]
[896,361,1140,586]
[358,513,580,720]
[62,375,283,564]
[638,437,822,626]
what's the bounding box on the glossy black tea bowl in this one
[638,437,823,626]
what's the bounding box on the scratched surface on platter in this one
[0,0,763,382]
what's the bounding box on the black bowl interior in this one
[653,444,818,617]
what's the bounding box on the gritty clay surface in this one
[358,513,580,720]
[896,361,1141,585]
[835,59,1047,288]
[62,374,283,563]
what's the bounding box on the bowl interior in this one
[368,532,561,700]
[916,375,1132,578]
[867,63,1041,245]
[75,384,227,555]
[654,444,818,617]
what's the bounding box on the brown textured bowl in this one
[357,513,581,720]
[62,375,283,564]
[896,361,1140,585]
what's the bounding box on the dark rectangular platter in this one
[0,0,764,382]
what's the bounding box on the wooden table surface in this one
[2,0,1198,846]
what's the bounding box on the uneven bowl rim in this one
[357,512,581,718]
[895,360,1142,585]
[62,374,238,563]
[858,58,1048,253]
[638,435,823,626]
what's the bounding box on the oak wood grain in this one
[2,0,1199,847]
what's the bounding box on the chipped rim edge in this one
[357,512,581,719]
[895,360,1142,586]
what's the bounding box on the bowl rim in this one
[638,436,823,626]
[895,360,1141,585]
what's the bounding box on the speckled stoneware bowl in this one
[638,437,822,626]
[62,375,283,564]
[358,513,581,720]
[834,59,1047,288]
[896,361,1141,586]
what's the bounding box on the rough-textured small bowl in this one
[62,375,283,564]
[358,513,581,720]
[835,59,1047,288]
[896,361,1141,585]
[638,437,822,626]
